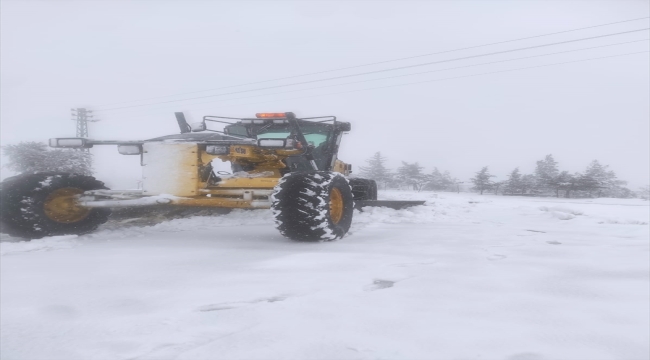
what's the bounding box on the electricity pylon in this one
[71,108,99,151]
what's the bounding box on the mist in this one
[3,2,650,359]
[1,1,648,190]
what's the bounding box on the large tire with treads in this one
[271,171,354,241]
[0,172,111,239]
[349,178,378,201]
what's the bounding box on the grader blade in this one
[354,200,426,210]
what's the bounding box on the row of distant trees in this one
[471,155,634,198]
[357,152,460,192]
[357,152,647,199]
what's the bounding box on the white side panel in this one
[142,142,199,197]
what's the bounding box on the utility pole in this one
[71,108,99,138]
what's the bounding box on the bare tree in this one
[3,141,93,175]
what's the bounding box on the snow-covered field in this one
[1,191,648,360]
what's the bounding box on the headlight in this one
[49,138,88,148]
[118,145,142,155]
[258,139,285,148]
[190,122,206,132]
[206,145,230,155]
[257,138,295,149]
[240,119,270,125]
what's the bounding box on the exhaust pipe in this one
[175,112,191,134]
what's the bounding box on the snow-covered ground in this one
[1,191,648,360]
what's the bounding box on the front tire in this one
[0,173,111,239]
[271,171,354,241]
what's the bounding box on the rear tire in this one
[0,173,111,239]
[349,178,378,201]
[271,171,354,241]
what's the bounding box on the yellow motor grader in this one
[0,112,423,241]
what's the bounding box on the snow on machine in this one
[0,112,424,240]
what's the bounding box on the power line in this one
[95,28,649,113]
[193,51,650,113]
[93,16,649,108]
[100,39,648,117]
[106,51,648,121]
[295,51,647,102]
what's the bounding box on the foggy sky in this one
[1,0,648,190]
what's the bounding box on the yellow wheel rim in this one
[43,187,90,223]
[329,187,344,225]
